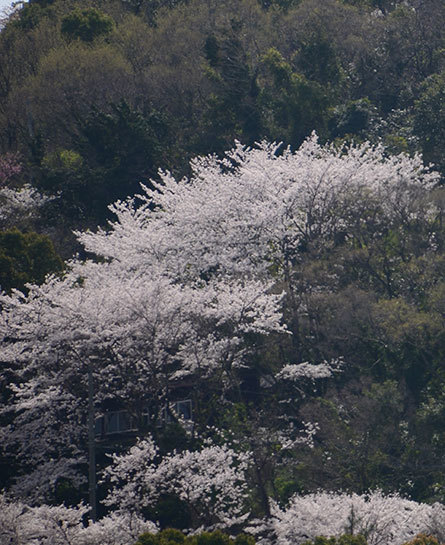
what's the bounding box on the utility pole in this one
[88,357,97,522]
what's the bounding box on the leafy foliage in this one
[0,228,63,293]
[0,134,441,515]
[1,0,445,539]
[61,8,115,43]
[135,529,256,545]
[302,536,367,545]
[38,101,170,223]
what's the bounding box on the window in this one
[95,400,193,436]
[162,399,193,424]
[175,399,192,421]
[95,410,137,436]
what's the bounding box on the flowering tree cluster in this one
[104,436,250,530]
[263,490,445,545]
[80,135,438,291]
[0,153,47,230]
[3,489,445,545]
[0,493,156,545]
[0,135,440,522]
[0,184,52,230]
[0,255,282,500]
[0,152,21,186]
[276,358,343,383]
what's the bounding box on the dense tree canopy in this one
[1,135,443,531]
[1,0,445,542]
[2,0,445,234]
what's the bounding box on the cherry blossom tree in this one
[0,152,21,186]
[0,257,283,501]
[0,184,53,229]
[243,492,445,545]
[0,494,88,545]
[2,489,445,545]
[0,150,48,230]
[103,435,250,530]
[264,490,445,545]
[79,134,438,289]
[0,493,156,545]
[79,133,438,355]
[0,133,439,514]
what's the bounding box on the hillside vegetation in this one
[0,0,445,544]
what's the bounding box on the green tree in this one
[19,42,132,150]
[0,229,63,294]
[76,101,169,222]
[257,0,300,10]
[259,48,331,146]
[299,381,409,494]
[61,8,114,43]
[329,98,377,140]
[294,31,342,88]
[13,1,55,31]
[414,72,445,178]
[38,102,170,224]
[199,25,263,153]
[303,536,367,545]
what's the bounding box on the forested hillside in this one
[0,1,445,544]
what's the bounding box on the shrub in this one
[194,531,233,545]
[402,535,441,545]
[135,530,255,545]
[303,536,368,545]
